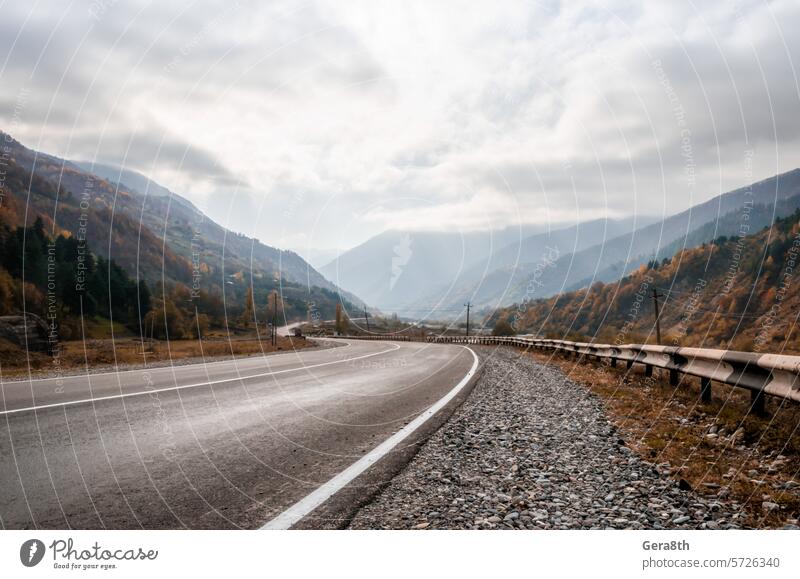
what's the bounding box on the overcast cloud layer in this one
[1,0,799,254]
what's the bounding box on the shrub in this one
[492,319,515,336]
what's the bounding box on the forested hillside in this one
[491,209,800,354]
[470,169,800,312]
[0,133,359,341]
[0,213,149,343]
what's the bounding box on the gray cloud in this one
[0,0,798,249]
[75,130,242,186]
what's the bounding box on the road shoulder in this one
[348,346,752,529]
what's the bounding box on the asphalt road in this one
[0,338,476,529]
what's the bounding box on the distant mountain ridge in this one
[71,159,360,303]
[424,168,800,317]
[320,225,550,313]
[517,168,800,300]
[323,217,651,316]
[0,132,362,320]
[491,206,800,354]
[409,216,653,315]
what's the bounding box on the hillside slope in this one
[409,216,649,316]
[498,169,800,307]
[76,160,359,303]
[321,219,645,315]
[0,132,361,322]
[492,208,800,354]
[320,226,545,313]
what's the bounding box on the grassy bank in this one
[0,334,315,378]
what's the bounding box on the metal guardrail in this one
[338,334,800,409]
[338,334,416,341]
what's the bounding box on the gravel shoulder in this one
[349,346,748,529]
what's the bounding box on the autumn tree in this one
[239,286,254,328]
[0,269,15,315]
[143,298,187,340]
[334,302,349,334]
[190,312,210,339]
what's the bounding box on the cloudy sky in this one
[1,0,799,258]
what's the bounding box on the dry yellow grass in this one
[527,348,800,528]
[0,334,314,377]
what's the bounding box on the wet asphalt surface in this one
[0,339,474,529]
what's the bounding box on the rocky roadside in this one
[348,346,758,530]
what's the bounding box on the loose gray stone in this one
[348,348,761,530]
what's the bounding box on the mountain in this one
[428,169,800,316]
[70,159,361,303]
[408,216,651,316]
[291,247,341,270]
[491,206,800,354]
[74,161,174,198]
[577,193,800,291]
[318,222,616,314]
[0,132,361,323]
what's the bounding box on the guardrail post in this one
[669,368,679,386]
[751,389,766,415]
[610,358,616,368]
[700,377,712,402]
[626,359,633,369]
[645,365,653,377]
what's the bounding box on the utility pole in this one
[464,302,471,337]
[652,288,663,345]
[364,307,370,332]
[272,290,278,346]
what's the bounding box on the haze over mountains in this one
[321,219,648,316]
[320,224,549,313]
[325,169,800,319]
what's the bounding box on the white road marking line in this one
[7,336,349,385]
[0,342,402,416]
[261,345,480,530]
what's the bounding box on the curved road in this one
[0,338,476,529]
